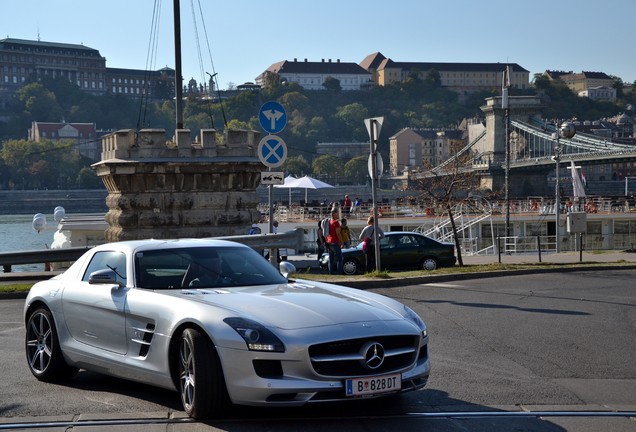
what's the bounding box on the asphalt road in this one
[1,270,635,431]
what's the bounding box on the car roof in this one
[90,238,247,255]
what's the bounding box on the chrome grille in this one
[308,335,419,377]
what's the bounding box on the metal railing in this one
[0,229,305,272]
[461,233,636,256]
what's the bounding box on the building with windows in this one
[389,127,464,175]
[0,38,106,106]
[0,38,174,107]
[579,86,617,102]
[360,52,530,95]
[106,66,174,99]
[559,71,615,93]
[256,58,372,91]
[28,121,106,161]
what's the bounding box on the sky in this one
[2,0,635,90]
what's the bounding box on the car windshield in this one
[134,246,288,289]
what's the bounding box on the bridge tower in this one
[479,96,544,192]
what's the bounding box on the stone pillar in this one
[93,128,263,242]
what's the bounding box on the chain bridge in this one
[426,96,636,197]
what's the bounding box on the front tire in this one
[421,257,439,271]
[178,328,228,419]
[25,307,78,381]
[342,258,360,275]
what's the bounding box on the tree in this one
[77,166,103,189]
[283,155,310,177]
[611,76,624,99]
[16,82,63,121]
[279,92,310,113]
[323,76,341,92]
[414,142,480,266]
[312,154,344,179]
[334,103,369,141]
[0,139,84,189]
[343,155,368,180]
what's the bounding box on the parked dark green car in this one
[320,231,457,275]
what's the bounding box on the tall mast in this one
[173,0,184,129]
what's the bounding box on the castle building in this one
[0,38,174,108]
[256,58,372,91]
[360,52,530,95]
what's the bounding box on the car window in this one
[135,246,287,289]
[82,251,127,284]
[414,235,433,247]
[396,235,416,248]
[380,236,393,249]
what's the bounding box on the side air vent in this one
[134,323,156,357]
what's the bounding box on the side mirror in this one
[279,261,296,279]
[88,269,125,288]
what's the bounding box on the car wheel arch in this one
[25,304,79,381]
[168,321,215,389]
[24,300,50,327]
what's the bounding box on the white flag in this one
[571,160,586,198]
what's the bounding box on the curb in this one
[331,263,636,290]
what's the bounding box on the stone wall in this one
[92,128,263,242]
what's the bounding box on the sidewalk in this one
[286,250,636,270]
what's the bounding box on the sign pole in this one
[258,101,288,264]
[365,117,383,272]
[268,168,274,234]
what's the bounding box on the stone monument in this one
[92,128,262,242]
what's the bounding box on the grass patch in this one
[0,283,33,293]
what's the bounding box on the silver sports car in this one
[24,239,430,419]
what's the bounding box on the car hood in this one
[161,280,405,330]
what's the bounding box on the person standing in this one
[359,216,384,273]
[340,218,351,248]
[316,220,325,266]
[325,209,343,274]
[353,197,361,215]
[248,223,261,235]
[269,220,280,262]
[343,195,352,215]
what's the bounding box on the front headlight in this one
[404,305,428,339]
[224,317,285,352]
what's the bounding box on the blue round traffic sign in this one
[257,135,288,168]
[259,101,287,134]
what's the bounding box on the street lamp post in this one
[553,122,576,253]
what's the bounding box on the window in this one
[82,251,127,285]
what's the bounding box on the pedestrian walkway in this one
[284,250,636,270]
[462,250,636,265]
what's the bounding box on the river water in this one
[0,214,57,272]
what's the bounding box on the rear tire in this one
[178,328,228,419]
[421,257,439,271]
[25,307,78,381]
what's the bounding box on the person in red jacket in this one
[325,209,343,274]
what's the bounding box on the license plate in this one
[345,373,401,397]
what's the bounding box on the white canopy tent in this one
[273,175,298,207]
[278,175,335,204]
